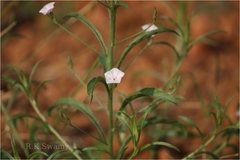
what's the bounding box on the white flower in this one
[39,2,55,15]
[236,110,240,117]
[104,68,125,84]
[142,24,158,37]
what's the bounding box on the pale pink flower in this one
[142,24,158,37]
[39,2,55,15]
[104,68,125,84]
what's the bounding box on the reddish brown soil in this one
[1,1,239,159]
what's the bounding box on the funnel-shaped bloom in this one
[39,2,55,15]
[142,24,158,37]
[104,68,125,84]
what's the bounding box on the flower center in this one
[113,77,116,81]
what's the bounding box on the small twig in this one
[0,21,17,38]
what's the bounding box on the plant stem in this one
[123,43,149,71]
[53,20,101,55]
[108,92,114,158]
[106,1,116,158]
[1,102,29,157]
[182,132,217,160]
[29,98,82,160]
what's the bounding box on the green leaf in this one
[117,28,179,68]
[114,112,133,136]
[1,150,15,160]
[10,133,21,159]
[48,98,107,144]
[34,79,51,103]
[195,151,218,159]
[209,112,219,129]
[151,41,180,60]
[29,61,41,85]
[47,150,66,160]
[117,2,129,9]
[82,146,113,157]
[138,104,154,132]
[87,76,109,104]
[9,114,45,125]
[28,151,48,160]
[165,152,174,160]
[143,117,187,137]
[188,30,226,50]
[116,135,131,159]
[223,97,234,117]
[119,88,178,113]
[65,12,107,55]
[67,56,74,70]
[131,114,139,144]
[99,53,107,72]
[139,141,180,153]
[161,15,184,37]
[178,116,203,140]
[216,125,239,137]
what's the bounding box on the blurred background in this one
[1,1,239,159]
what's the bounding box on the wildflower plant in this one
[1,1,239,160]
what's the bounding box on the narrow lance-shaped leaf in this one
[34,79,51,103]
[216,125,239,137]
[28,151,49,160]
[139,141,180,153]
[143,117,187,137]
[165,153,174,160]
[47,150,66,160]
[223,97,234,118]
[65,12,107,55]
[29,61,42,85]
[117,28,179,68]
[10,133,21,159]
[1,150,15,160]
[116,2,129,9]
[9,114,46,127]
[48,98,107,144]
[195,151,218,159]
[161,15,184,37]
[87,76,109,104]
[82,146,113,157]
[178,115,203,141]
[209,112,219,129]
[114,112,133,137]
[119,88,178,114]
[151,41,180,61]
[188,30,226,50]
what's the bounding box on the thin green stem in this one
[108,92,114,158]
[182,132,217,160]
[162,60,182,90]
[106,1,116,158]
[71,58,99,97]
[1,102,29,157]
[53,19,101,55]
[123,43,149,71]
[115,30,145,45]
[29,98,82,160]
